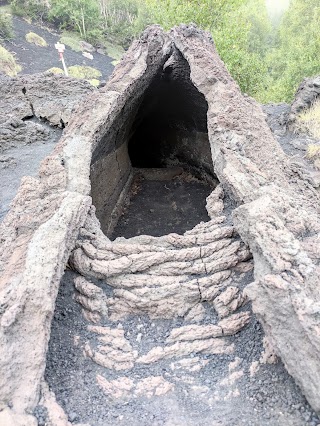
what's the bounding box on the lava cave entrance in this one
[90,51,217,236]
[128,52,211,173]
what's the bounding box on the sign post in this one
[54,42,68,76]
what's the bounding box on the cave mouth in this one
[112,53,217,238]
[90,50,217,236]
[128,50,214,179]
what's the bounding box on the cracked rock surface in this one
[0,73,94,220]
[70,186,250,321]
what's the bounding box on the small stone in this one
[68,411,78,422]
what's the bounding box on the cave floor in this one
[111,170,214,239]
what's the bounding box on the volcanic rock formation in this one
[289,75,320,123]
[0,72,94,152]
[1,23,320,425]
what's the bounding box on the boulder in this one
[79,40,95,53]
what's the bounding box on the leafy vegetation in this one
[260,0,320,103]
[0,6,14,40]
[47,65,101,86]
[6,0,320,104]
[49,0,101,43]
[100,0,141,47]
[212,0,272,98]
[47,67,64,74]
[67,65,101,79]
[0,44,22,76]
[296,99,320,140]
[59,30,124,64]
[25,31,47,46]
[60,30,83,52]
[306,144,320,170]
[88,78,100,86]
[10,0,48,21]
[100,39,125,63]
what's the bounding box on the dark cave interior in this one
[127,51,213,176]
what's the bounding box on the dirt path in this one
[3,16,114,79]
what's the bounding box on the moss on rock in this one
[25,31,47,47]
[0,44,21,76]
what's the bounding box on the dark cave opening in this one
[128,51,213,177]
[90,50,216,235]
[110,53,216,237]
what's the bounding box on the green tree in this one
[138,0,246,32]
[10,0,49,21]
[212,0,271,98]
[0,12,14,40]
[263,0,320,102]
[49,0,101,41]
[132,0,271,97]
[99,0,140,46]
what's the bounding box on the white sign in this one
[54,42,68,76]
[55,42,66,53]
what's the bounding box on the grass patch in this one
[25,31,47,47]
[88,78,100,87]
[306,144,320,170]
[100,39,124,62]
[59,30,125,65]
[46,66,101,86]
[296,99,320,140]
[0,44,21,76]
[60,31,82,52]
[68,65,101,80]
[0,4,12,14]
[306,144,320,159]
[47,67,64,74]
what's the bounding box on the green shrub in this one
[127,0,271,98]
[67,65,101,79]
[60,31,82,52]
[25,31,47,46]
[100,0,141,47]
[10,0,48,21]
[47,67,64,74]
[0,44,22,76]
[98,39,124,61]
[0,9,14,40]
[49,0,102,43]
[88,78,100,86]
[263,0,320,103]
[46,66,101,85]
